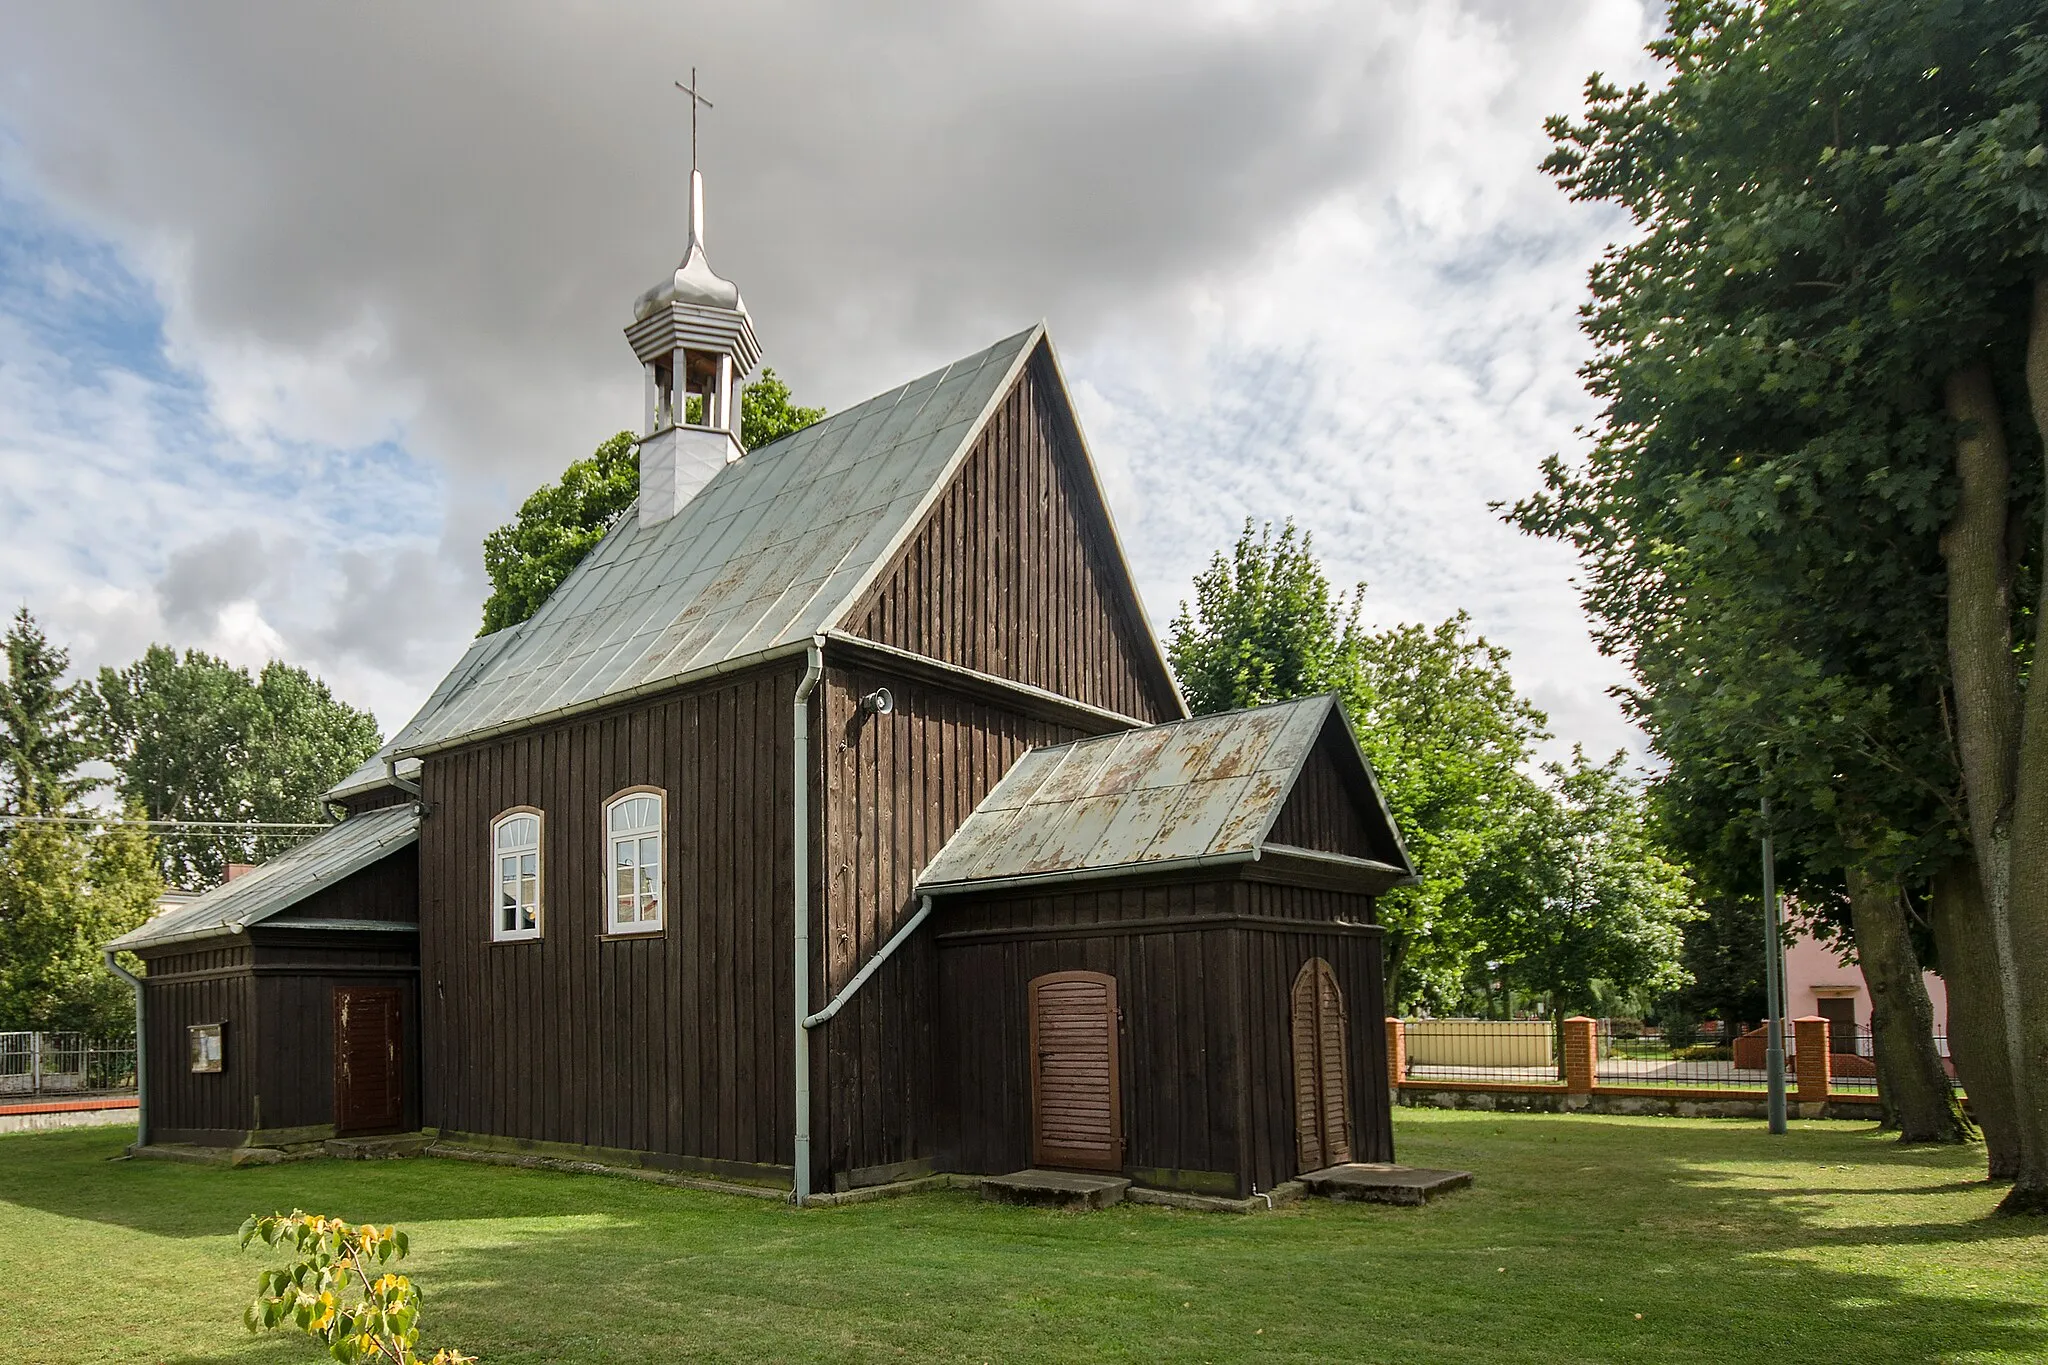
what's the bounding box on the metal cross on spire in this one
[674,68,713,179]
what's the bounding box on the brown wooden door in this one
[1292,958,1352,1171]
[334,987,405,1136]
[1030,971,1122,1171]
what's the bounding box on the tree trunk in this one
[2000,275,2048,1212]
[1932,858,2020,1179]
[1383,933,1408,1019]
[1941,339,2047,1211]
[1845,867,1975,1144]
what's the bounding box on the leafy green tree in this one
[1519,0,2024,1159]
[1168,520,1552,1008]
[1466,750,1697,1025]
[479,371,824,634]
[91,648,380,887]
[0,805,160,1034]
[0,606,100,815]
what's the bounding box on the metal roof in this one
[918,695,1410,893]
[387,326,1044,756]
[111,804,420,952]
[324,628,520,800]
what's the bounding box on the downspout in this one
[384,757,421,800]
[792,637,825,1204]
[803,896,932,1029]
[102,949,148,1148]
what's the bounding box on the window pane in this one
[520,852,537,877]
[610,795,659,834]
[638,836,659,871]
[519,903,536,931]
[500,855,516,884]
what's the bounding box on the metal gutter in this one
[102,949,147,1147]
[821,632,1152,732]
[919,849,1259,899]
[1254,844,1418,891]
[803,896,932,1029]
[791,637,825,1205]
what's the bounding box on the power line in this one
[0,815,333,832]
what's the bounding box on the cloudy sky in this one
[0,1,1659,762]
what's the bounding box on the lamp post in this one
[1760,791,1788,1135]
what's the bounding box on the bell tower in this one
[626,71,762,528]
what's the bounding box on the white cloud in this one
[0,0,1663,759]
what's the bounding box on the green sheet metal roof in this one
[110,804,419,952]
[384,326,1045,757]
[918,695,1412,893]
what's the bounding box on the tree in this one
[1521,1,2027,1165]
[1466,750,1696,1026]
[92,648,381,887]
[1167,520,1552,1008]
[478,371,824,634]
[0,606,99,815]
[0,806,160,1034]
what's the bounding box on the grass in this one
[2,1112,2043,1364]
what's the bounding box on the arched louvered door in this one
[1292,958,1353,1171]
[1029,971,1123,1171]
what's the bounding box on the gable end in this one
[846,342,1181,724]
[1267,717,1407,867]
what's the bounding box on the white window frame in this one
[491,807,544,942]
[604,787,666,936]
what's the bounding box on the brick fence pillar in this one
[1385,1018,1406,1097]
[1793,1016,1831,1105]
[1563,1017,1598,1094]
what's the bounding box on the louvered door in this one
[1030,971,1122,1171]
[1292,958,1352,1171]
[334,987,404,1136]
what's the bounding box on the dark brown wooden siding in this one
[847,348,1179,725]
[1267,721,1405,866]
[1241,920,1392,1182]
[137,845,421,1144]
[139,942,256,1144]
[811,659,1099,1189]
[933,872,1391,1196]
[416,661,796,1176]
[937,887,1245,1193]
[269,844,419,924]
[337,786,414,817]
[246,933,419,1133]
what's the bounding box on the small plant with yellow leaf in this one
[239,1211,474,1364]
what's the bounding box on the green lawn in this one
[3,1112,2042,1364]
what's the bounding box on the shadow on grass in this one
[8,1116,2046,1362]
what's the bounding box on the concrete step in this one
[980,1168,1132,1210]
[1299,1162,1473,1206]
[324,1133,431,1160]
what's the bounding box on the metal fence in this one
[1396,1019,1956,1096]
[1401,1018,1567,1086]
[0,1033,137,1096]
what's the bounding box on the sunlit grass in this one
[3,1111,2041,1363]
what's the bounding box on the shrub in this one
[1673,1044,1731,1062]
[1609,1017,1644,1041]
[240,1211,472,1364]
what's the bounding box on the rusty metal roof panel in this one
[918,695,1370,890]
[387,326,1042,755]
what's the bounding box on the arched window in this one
[605,788,665,935]
[491,809,543,942]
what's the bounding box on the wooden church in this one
[114,164,1417,1202]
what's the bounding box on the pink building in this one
[1783,925,1949,1045]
